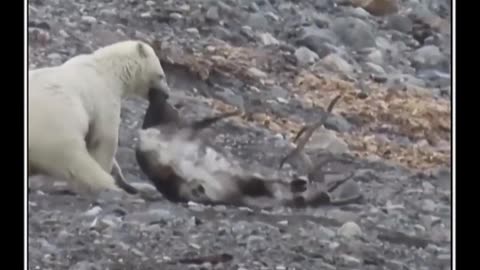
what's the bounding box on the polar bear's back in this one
[28,67,92,161]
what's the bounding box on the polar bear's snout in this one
[150,77,171,99]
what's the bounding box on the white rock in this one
[248,67,268,78]
[367,49,383,64]
[337,221,362,238]
[322,53,353,75]
[83,206,102,217]
[307,129,349,154]
[185,28,199,35]
[339,254,362,267]
[258,32,280,46]
[365,62,386,75]
[295,46,319,66]
[422,199,437,212]
[140,12,152,19]
[169,13,183,20]
[81,16,97,24]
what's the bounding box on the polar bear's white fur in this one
[28,40,171,194]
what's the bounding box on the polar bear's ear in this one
[137,42,148,58]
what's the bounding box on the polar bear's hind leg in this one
[32,142,122,194]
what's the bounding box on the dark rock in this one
[296,33,338,58]
[412,45,449,71]
[205,6,220,23]
[325,114,352,132]
[387,15,413,33]
[332,17,376,50]
[246,13,270,31]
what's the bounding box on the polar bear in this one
[28,40,171,195]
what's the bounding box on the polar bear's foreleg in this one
[68,149,122,193]
[88,137,117,174]
[87,129,138,194]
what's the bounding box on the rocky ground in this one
[28,0,451,269]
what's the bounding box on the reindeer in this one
[135,89,363,208]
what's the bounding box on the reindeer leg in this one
[279,94,343,169]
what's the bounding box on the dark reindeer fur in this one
[136,90,362,208]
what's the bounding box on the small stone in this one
[240,25,255,39]
[246,13,269,31]
[337,221,362,238]
[422,199,437,212]
[100,215,121,228]
[414,224,426,232]
[325,115,352,132]
[258,32,280,46]
[322,54,354,75]
[271,85,288,98]
[38,238,58,254]
[247,235,266,249]
[297,28,338,57]
[367,49,383,65]
[47,53,62,61]
[265,12,280,21]
[169,13,183,20]
[364,62,386,75]
[294,46,319,66]
[189,243,201,249]
[317,261,336,270]
[276,97,288,104]
[277,220,288,226]
[185,28,199,35]
[333,180,362,201]
[84,206,102,217]
[188,201,206,211]
[422,181,435,192]
[375,36,399,57]
[140,12,152,19]
[387,15,413,33]
[412,45,448,71]
[249,2,260,12]
[126,209,175,224]
[338,254,362,267]
[332,17,375,50]
[81,16,97,25]
[350,7,371,18]
[386,260,408,270]
[247,67,268,79]
[318,226,336,238]
[58,30,69,38]
[70,261,98,270]
[178,4,190,12]
[205,6,220,22]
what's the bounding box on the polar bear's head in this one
[132,41,171,99]
[93,40,171,99]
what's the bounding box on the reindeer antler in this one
[187,109,243,140]
[191,110,242,131]
[279,93,343,169]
